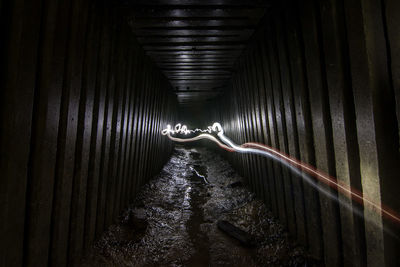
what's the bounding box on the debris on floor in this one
[79,146,322,266]
[228,181,243,188]
[217,220,255,247]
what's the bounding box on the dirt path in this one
[80,146,320,266]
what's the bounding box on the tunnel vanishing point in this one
[1,0,400,266]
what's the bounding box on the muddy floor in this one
[80,146,321,267]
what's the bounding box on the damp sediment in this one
[80,146,321,266]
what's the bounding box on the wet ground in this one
[80,146,321,266]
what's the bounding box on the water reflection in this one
[80,146,320,266]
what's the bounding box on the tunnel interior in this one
[1,0,400,266]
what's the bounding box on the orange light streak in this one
[162,123,400,226]
[242,142,400,225]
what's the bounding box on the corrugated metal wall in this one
[1,0,400,266]
[212,0,400,266]
[0,0,177,266]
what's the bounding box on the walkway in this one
[80,146,318,266]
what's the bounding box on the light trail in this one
[161,124,234,152]
[242,142,400,225]
[162,122,400,226]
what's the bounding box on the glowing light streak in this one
[162,123,214,135]
[242,142,400,225]
[162,123,400,226]
[161,124,234,152]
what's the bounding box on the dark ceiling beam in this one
[143,44,245,50]
[172,84,228,90]
[146,49,241,55]
[177,95,220,99]
[177,97,220,102]
[118,0,271,7]
[167,71,232,74]
[151,55,238,60]
[176,90,221,92]
[156,60,233,64]
[155,58,235,62]
[166,73,231,80]
[122,8,266,18]
[137,36,249,44]
[168,75,231,79]
[133,29,254,36]
[154,59,236,64]
[164,70,231,74]
[171,83,227,86]
[132,26,256,31]
[153,55,238,59]
[160,66,234,70]
[143,41,246,47]
[157,64,233,68]
[170,80,229,84]
[128,18,258,28]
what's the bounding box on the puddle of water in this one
[79,146,321,267]
[186,170,210,266]
[190,164,209,184]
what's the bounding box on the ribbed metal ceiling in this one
[117,0,270,105]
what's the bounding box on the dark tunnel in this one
[1,0,400,266]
